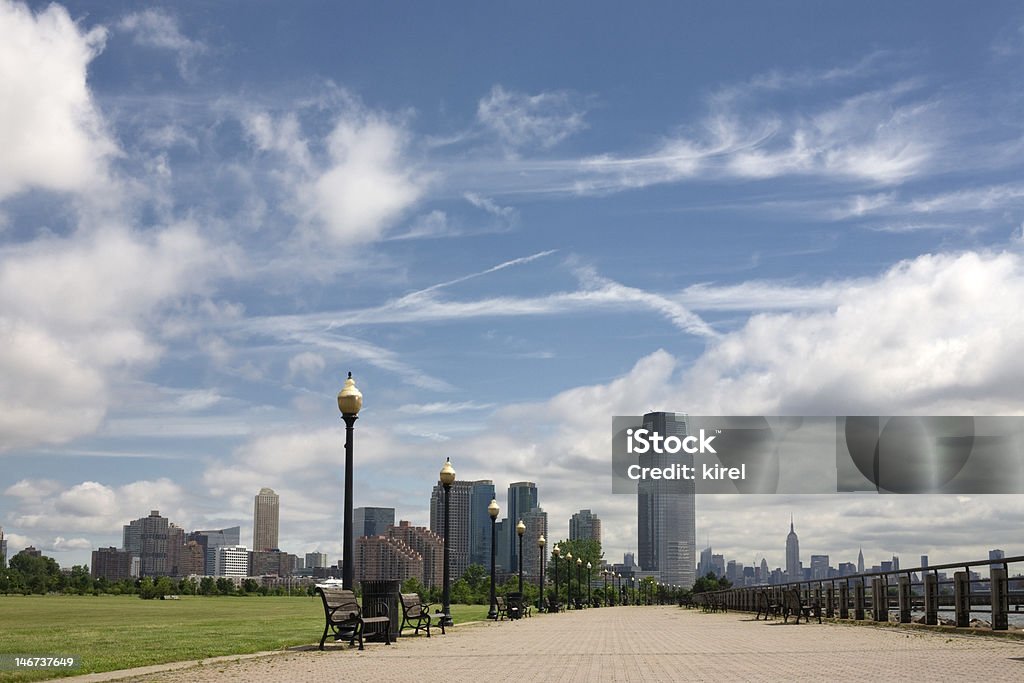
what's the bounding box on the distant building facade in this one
[637,412,696,587]
[213,545,250,577]
[123,510,173,577]
[305,552,329,569]
[785,520,800,582]
[521,507,548,581]
[430,481,473,580]
[91,547,134,582]
[388,521,444,589]
[506,482,538,574]
[469,480,496,568]
[354,507,396,539]
[355,535,422,584]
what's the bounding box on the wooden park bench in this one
[782,588,821,624]
[400,592,442,636]
[505,592,531,619]
[316,586,392,651]
[494,595,509,620]
[755,590,780,621]
[546,594,563,613]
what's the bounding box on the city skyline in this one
[3,1,1024,571]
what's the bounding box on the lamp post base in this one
[487,607,497,620]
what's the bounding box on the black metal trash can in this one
[360,580,400,641]
[506,591,524,620]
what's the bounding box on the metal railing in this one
[693,554,1024,631]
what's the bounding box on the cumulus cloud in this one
[6,477,190,535]
[0,0,117,200]
[0,224,219,450]
[477,85,588,151]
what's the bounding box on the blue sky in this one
[2,0,1024,572]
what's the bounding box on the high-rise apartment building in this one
[354,507,396,538]
[0,526,6,568]
[180,540,205,576]
[521,507,548,581]
[507,482,538,573]
[637,412,695,587]
[213,545,250,577]
[430,481,474,580]
[250,550,297,577]
[91,547,134,582]
[786,520,801,582]
[388,520,444,588]
[253,488,280,552]
[469,480,496,568]
[123,510,172,577]
[494,519,510,573]
[569,509,602,544]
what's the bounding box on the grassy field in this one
[0,595,489,682]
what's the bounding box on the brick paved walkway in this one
[66,606,1024,682]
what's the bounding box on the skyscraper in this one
[507,482,538,573]
[637,412,696,587]
[353,507,396,539]
[123,510,172,577]
[0,526,6,568]
[858,548,865,574]
[253,488,280,552]
[469,480,496,568]
[522,507,549,580]
[430,480,473,580]
[569,509,602,544]
[785,519,800,582]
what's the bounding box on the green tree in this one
[199,576,216,595]
[548,538,603,606]
[400,576,425,598]
[692,572,731,594]
[9,553,61,594]
[216,577,235,595]
[241,578,260,594]
[67,565,93,594]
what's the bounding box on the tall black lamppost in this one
[487,499,500,620]
[439,458,456,627]
[552,545,561,610]
[586,562,592,607]
[337,372,363,590]
[602,570,609,606]
[565,551,573,607]
[631,576,636,606]
[516,520,526,593]
[616,573,622,604]
[537,534,546,611]
[576,558,582,607]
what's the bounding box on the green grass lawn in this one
[0,595,488,682]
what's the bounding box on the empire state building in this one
[786,518,800,582]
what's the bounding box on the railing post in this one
[814,584,823,617]
[924,572,938,625]
[897,574,911,623]
[954,571,970,628]
[992,567,1009,631]
[854,579,865,620]
[826,582,835,618]
[872,577,887,621]
[839,581,849,619]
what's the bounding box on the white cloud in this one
[686,250,1024,415]
[0,224,219,450]
[0,0,117,200]
[311,113,423,243]
[242,104,425,245]
[477,85,588,151]
[7,478,190,535]
[118,9,205,79]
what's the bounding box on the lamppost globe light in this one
[577,557,582,566]
[337,372,363,415]
[553,545,561,557]
[516,520,526,536]
[439,458,456,485]
[538,534,546,548]
[566,551,573,561]
[587,561,592,570]
[488,498,499,519]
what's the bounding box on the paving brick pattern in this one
[67,606,1024,682]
